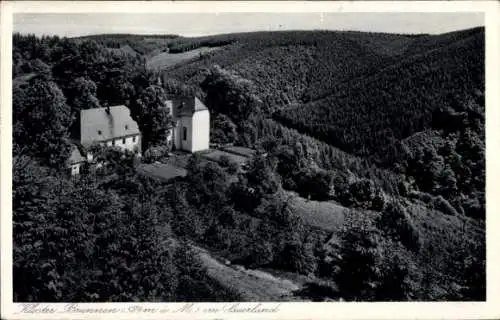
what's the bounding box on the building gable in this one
[167,96,208,119]
[80,105,140,146]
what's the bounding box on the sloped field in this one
[146,46,223,70]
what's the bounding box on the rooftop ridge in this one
[79,105,140,145]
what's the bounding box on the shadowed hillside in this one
[12,26,485,303]
[274,28,484,158]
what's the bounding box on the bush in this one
[408,190,434,204]
[332,171,351,201]
[461,194,485,219]
[335,210,415,301]
[335,213,384,301]
[248,240,275,267]
[377,201,423,252]
[433,195,459,216]
[273,235,317,275]
[295,168,333,201]
[218,155,231,167]
[337,178,387,211]
[295,279,339,301]
[143,145,169,163]
[211,113,238,144]
[227,161,240,175]
[372,190,387,212]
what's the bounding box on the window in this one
[132,136,136,142]
[112,140,115,146]
[125,125,129,130]
[122,138,126,144]
[98,130,102,135]
[183,127,187,141]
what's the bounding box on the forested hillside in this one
[275,27,484,158]
[12,27,485,302]
[163,31,412,107]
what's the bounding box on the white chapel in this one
[165,96,210,153]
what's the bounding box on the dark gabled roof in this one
[167,96,208,118]
[80,105,140,146]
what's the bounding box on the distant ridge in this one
[72,25,483,40]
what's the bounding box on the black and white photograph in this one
[1,1,499,319]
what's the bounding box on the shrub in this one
[335,210,415,301]
[338,178,387,211]
[295,279,339,301]
[461,194,485,219]
[218,155,231,167]
[371,189,387,212]
[273,235,317,275]
[377,201,423,252]
[349,179,377,208]
[248,240,275,267]
[143,145,169,163]
[433,195,459,216]
[332,171,351,202]
[335,212,384,301]
[227,161,240,175]
[295,168,333,201]
[408,190,434,204]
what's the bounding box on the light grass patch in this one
[146,46,224,70]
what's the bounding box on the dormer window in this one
[125,125,129,130]
[98,130,102,135]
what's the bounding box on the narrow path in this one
[191,244,303,301]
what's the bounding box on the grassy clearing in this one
[193,246,302,301]
[200,149,249,165]
[287,192,347,232]
[221,146,256,158]
[136,162,187,182]
[146,47,223,70]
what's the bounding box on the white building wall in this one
[115,134,140,152]
[172,119,181,151]
[167,119,180,148]
[165,100,174,117]
[178,116,193,152]
[100,134,141,154]
[70,163,81,175]
[190,110,210,152]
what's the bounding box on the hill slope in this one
[161,31,414,106]
[274,28,484,158]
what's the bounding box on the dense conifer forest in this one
[12,27,485,302]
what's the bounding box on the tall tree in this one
[201,64,263,124]
[129,85,172,150]
[13,77,73,167]
[65,77,101,111]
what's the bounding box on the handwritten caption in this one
[16,303,282,315]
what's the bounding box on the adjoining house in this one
[79,105,142,155]
[66,145,86,176]
[66,96,211,176]
[165,96,210,153]
[67,105,142,175]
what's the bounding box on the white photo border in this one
[1,1,499,319]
